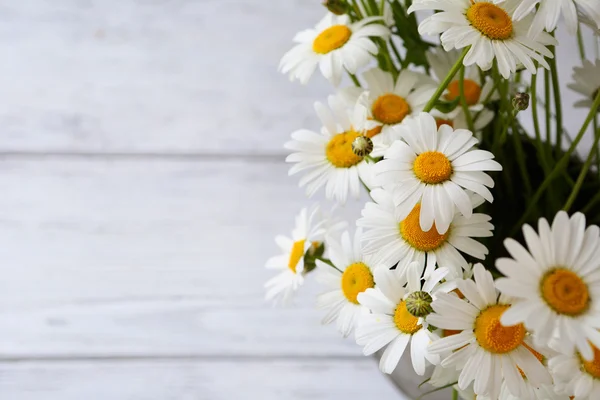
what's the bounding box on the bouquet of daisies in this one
[264,1,600,399]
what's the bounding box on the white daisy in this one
[454,382,568,400]
[374,112,502,234]
[335,68,436,157]
[568,59,600,109]
[357,188,493,279]
[426,264,553,399]
[355,261,450,374]
[495,211,600,361]
[279,13,390,86]
[512,0,600,36]
[427,48,496,132]
[264,205,336,305]
[315,228,379,337]
[408,0,557,79]
[549,346,600,399]
[285,96,376,204]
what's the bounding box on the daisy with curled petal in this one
[549,344,600,399]
[408,0,557,79]
[568,59,600,109]
[357,188,493,280]
[426,264,553,399]
[285,96,377,204]
[495,211,600,361]
[335,68,436,157]
[279,13,390,86]
[374,112,501,234]
[512,0,600,36]
[355,261,450,375]
[265,205,333,305]
[315,228,379,337]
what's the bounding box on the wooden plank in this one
[0,0,329,154]
[0,158,367,357]
[0,359,405,400]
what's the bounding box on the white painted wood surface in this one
[0,0,596,398]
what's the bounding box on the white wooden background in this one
[0,0,595,399]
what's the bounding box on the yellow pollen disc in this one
[541,269,589,316]
[371,93,411,125]
[312,25,352,54]
[400,204,449,252]
[582,344,600,379]
[435,118,454,129]
[413,151,453,184]
[288,240,306,274]
[466,3,513,40]
[326,130,364,168]
[394,300,422,334]
[341,262,374,304]
[474,305,526,354]
[446,79,482,106]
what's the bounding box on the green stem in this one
[563,122,600,212]
[458,65,475,132]
[511,118,533,195]
[530,71,551,175]
[389,39,405,67]
[577,23,586,61]
[423,47,469,113]
[549,48,563,155]
[348,71,362,87]
[452,389,458,400]
[544,69,551,146]
[511,90,600,235]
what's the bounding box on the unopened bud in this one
[323,0,348,15]
[406,291,433,318]
[512,92,530,111]
[351,135,373,157]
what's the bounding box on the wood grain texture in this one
[0,359,402,399]
[0,158,369,357]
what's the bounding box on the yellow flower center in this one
[466,2,513,40]
[341,262,374,304]
[446,79,482,106]
[582,344,600,379]
[312,25,352,54]
[475,305,526,354]
[413,151,453,184]
[288,240,306,274]
[371,94,411,125]
[435,118,454,129]
[541,269,590,316]
[326,130,364,168]
[394,300,422,334]
[400,204,450,252]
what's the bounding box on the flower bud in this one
[322,0,348,16]
[351,135,373,157]
[405,291,433,318]
[512,92,530,111]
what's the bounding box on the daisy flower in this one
[426,264,552,399]
[568,59,600,109]
[427,48,496,131]
[315,228,379,337]
[285,96,377,204]
[264,205,337,305]
[355,261,450,374]
[374,112,502,234]
[408,0,557,79]
[512,0,600,36]
[357,188,493,279]
[495,211,600,361]
[335,68,436,157]
[279,13,390,86]
[549,345,600,399]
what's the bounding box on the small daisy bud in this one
[512,92,530,111]
[322,0,348,15]
[406,291,433,318]
[351,135,373,157]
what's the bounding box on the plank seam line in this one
[0,151,287,162]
